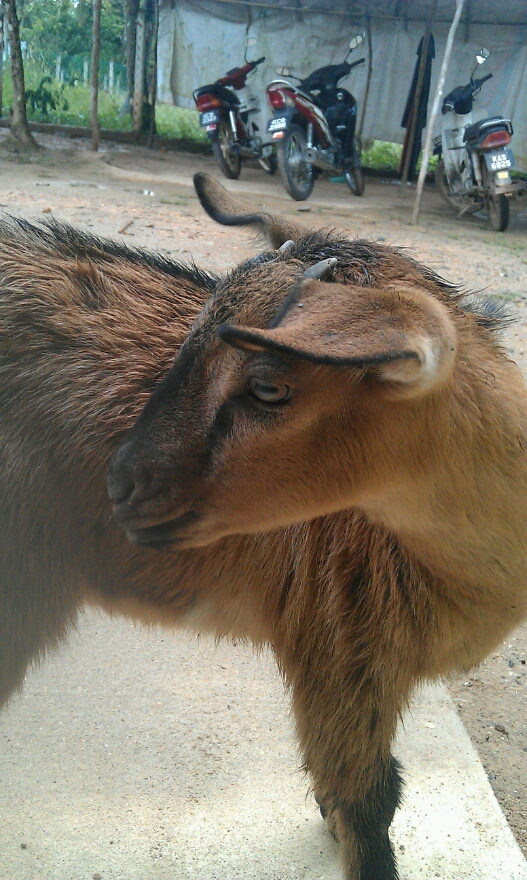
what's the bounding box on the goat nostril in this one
[107,471,136,506]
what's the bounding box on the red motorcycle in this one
[266,35,365,200]
[194,41,276,180]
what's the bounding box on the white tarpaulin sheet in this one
[157,0,527,171]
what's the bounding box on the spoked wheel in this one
[434,159,483,215]
[487,194,509,232]
[277,124,314,201]
[258,152,278,175]
[434,159,467,211]
[212,120,241,180]
[345,166,365,197]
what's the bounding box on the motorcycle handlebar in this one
[348,57,366,70]
[473,72,493,89]
[254,57,266,66]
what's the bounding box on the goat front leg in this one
[291,677,404,880]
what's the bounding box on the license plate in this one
[199,110,220,127]
[267,117,287,133]
[485,147,514,171]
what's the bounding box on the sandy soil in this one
[1,129,526,857]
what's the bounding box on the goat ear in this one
[193,173,306,248]
[218,280,457,397]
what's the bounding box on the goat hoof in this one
[315,793,340,842]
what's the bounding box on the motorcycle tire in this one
[258,152,278,175]
[434,159,468,211]
[277,124,314,201]
[212,120,241,180]
[345,166,365,197]
[487,194,509,232]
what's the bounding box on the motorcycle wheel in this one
[277,124,314,201]
[258,152,277,175]
[434,159,467,210]
[212,120,241,180]
[487,194,509,232]
[345,166,365,197]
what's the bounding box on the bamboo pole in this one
[356,15,372,142]
[411,0,466,225]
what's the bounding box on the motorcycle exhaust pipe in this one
[303,146,337,173]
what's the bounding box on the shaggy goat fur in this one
[1,177,526,880]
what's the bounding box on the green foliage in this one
[361,139,439,174]
[19,0,126,70]
[361,140,402,171]
[25,75,68,115]
[155,105,207,141]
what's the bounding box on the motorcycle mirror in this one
[245,37,257,48]
[276,66,290,76]
[349,34,364,50]
[476,47,490,64]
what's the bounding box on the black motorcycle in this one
[266,34,365,201]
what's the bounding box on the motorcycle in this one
[265,34,366,201]
[433,48,526,232]
[193,38,276,180]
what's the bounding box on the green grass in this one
[1,62,208,140]
[361,139,439,174]
[361,140,402,171]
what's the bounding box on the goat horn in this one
[279,240,295,253]
[303,257,338,281]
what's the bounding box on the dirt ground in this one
[1,129,526,859]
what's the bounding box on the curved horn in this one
[303,257,338,281]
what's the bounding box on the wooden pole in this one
[90,0,101,151]
[411,0,466,225]
[400,0,438,187]
[356,15,372,142]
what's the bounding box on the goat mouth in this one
[122,510,201,547]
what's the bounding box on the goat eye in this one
[247,377,291,404]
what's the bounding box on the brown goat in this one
[0,177,525,880]
[0,218,215,701]
[108,174,527,880]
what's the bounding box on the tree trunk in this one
[91,0,101,151]
[0,4,4,118]
[123,0,140,114]
[4,0,38,149]
[148,0,159,149]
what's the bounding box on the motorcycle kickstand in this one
[456,200,480,219]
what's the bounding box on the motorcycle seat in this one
[463,116,512,144]
[194,84,240,106]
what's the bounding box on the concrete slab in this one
[1,611,526,880]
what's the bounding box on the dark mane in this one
[230,228,509,334]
